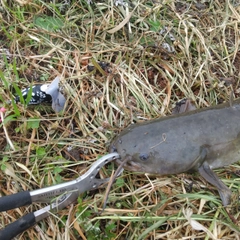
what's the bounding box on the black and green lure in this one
[15,76,66,112]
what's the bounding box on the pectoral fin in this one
[198,162,231,206]
[187,145,208,172]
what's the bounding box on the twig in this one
[0,110,15,151]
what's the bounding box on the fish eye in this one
[139,153,149,161]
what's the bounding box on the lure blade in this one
[45,76,66,112]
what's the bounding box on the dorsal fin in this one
[172,98,196,115]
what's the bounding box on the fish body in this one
[110,99,240,205]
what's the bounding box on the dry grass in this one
[0,0,240,239]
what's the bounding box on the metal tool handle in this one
[0,192,76,240]
[0,191,32,212]
[0,213,36,240]
[0,152,121,239]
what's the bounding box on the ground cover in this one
[0,1,240,239]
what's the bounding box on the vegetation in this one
[0,0,240,239]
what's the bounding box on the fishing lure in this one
[14,84,52,105]
[14,76,66,112]
[45,76,66,112]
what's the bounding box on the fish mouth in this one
[109,143,117,153]
[115,158,143,172]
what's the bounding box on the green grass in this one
[0,0,240,239]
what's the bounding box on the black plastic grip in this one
[0,191,32,212]
[0,213,36,240]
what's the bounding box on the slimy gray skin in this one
[109,99,240,206]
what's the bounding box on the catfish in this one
[109,99,240,206]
